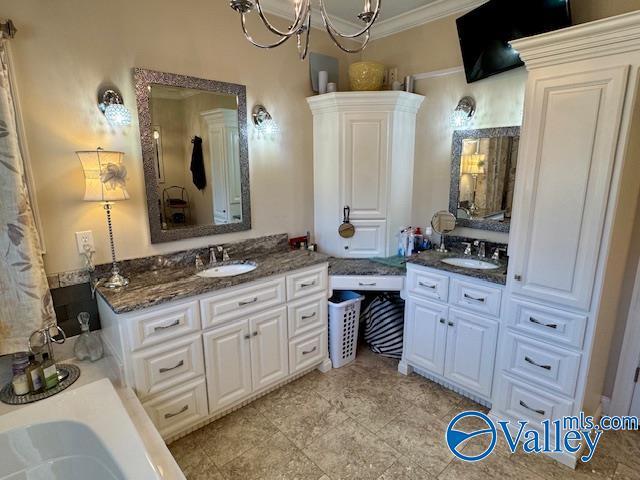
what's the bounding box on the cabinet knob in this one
[439,318,446,324]
[514,274,522,281]
[448,322,454,327]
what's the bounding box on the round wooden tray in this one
[0,364,81,405]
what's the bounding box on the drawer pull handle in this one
[525,356,552,371]
[302,313,317,320]
[164,405,188,419]
[359,282,377,287]
[301,281,317,288]
[239,297,258,307]
[529,317,558,330]
[154,320,180,331]
[464,293,486,303]
[418,282,437,289]
[302,346,318,355]
[159,360,184,373]
[519,400,545,416]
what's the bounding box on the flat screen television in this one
[457,0,572,83]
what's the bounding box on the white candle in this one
[363,0,371,12]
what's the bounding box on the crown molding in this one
[307,91,425,114]
[370,0,488,40]
[511,10,640,69]
[257,0,363,40]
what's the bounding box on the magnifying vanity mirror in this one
[134,68,251,243]
[431,210,456,252]
[449,127,520,233]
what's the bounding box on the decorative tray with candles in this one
[0,364,80,405]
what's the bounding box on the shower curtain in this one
[0,37,55,355]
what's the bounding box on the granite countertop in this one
[328,257,406,276]
[97,249,329,314]
[407,248,508,285]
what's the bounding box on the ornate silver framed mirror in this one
[134,68,251,244]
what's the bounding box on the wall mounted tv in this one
[457,0,572,83]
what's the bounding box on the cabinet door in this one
[250,306,289,392]
[404,297,448,375]
[203,318,252,412]
[344,220,386,258]
[509,66,629,310]
[444,308,499,398]
[342,112,389,220]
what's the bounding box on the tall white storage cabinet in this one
[491,12,640,467]
[307,92,425,258]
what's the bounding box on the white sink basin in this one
[441,257,500,270]
[197,263,257,278]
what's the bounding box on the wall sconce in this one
[451,96,476,129]
[252,105,278,139]
[98,88,132,127]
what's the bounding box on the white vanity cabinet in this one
[400,264,502,401]
[97,263,330,440]
[490,13,640,467]
[307,92,424,258]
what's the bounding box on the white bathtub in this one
[0,379,167,479]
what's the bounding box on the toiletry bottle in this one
[424,226,434,250]
[41,352,59,390]
[414,227,424,252]
[25,354,44,393]
[407,228,415,257]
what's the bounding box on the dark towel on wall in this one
[190,136,206,191]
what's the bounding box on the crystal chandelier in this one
[229,0,382,60]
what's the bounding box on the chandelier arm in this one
[319,0,381,39]
[240,14,292,49]
[255,0,310,38]
[298,10,312,60]
[325,28,371,54]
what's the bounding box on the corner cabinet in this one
[307,92,424,258]
[97,264,331,442]
[491,12,640,468]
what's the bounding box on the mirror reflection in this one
[450,127,520,232]
[149,85,242,229]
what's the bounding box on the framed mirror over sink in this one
[449,126,520,233]
[134,68,251,243]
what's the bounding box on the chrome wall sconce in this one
[252,105,278,139]
[451,96,476,129]
[98,87,132,127]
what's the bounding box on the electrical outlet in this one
[75,231,95,254]
[388,67,399,85]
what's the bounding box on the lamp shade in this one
[460,154,486,175]
[77,149,130,202]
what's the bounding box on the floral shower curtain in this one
[0,37,55,355]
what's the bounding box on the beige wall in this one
[2,0,354,274]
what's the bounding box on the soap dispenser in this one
[73,312,104,362]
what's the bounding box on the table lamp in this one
[460,153,486,214]
[77,148,130,288]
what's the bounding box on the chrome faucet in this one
[209,247,218,266]
[474,240,486,258]
[217,246,230,262]
[195,254,204,271]
[492,247,507,261]
[461,242,472,256]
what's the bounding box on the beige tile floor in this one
[169,348,640,480]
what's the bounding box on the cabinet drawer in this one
[330,275,404,292]
[289,328,327,374]
[496,374,574,425]
[132,333,204,400]
[127,300,200,351]
[288,294,327,338]
[407,267,449,302]
[200,277,286,329]
[286,265,328,301]
[506,298,588,349]
[503,332,581,397]
[450,279,502,318]
[142,378,208,439]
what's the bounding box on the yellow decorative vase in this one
[349,62,385,91]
